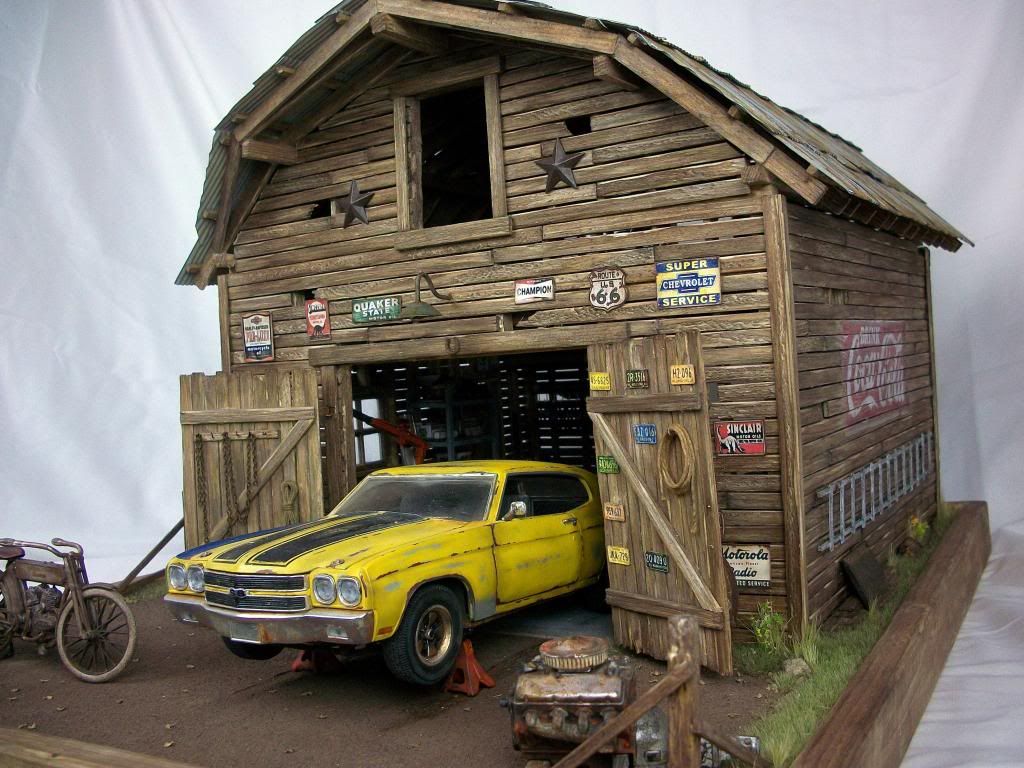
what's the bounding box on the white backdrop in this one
[2,1,1021,764]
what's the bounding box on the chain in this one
[193,434,209,537]
[222,434,239,533]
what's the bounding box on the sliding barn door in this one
[587,332,732,673]
[179,369,323,548]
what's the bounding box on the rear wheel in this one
[0,583,14,659]
[222,637,283,660]
[383,584,464,686]
[56,587,137,683]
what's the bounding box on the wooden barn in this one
[175,0,969,673]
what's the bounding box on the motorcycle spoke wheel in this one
[57,588,137,683]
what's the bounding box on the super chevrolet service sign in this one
[656,258,722,308]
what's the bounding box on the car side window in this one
[500,474,590,518]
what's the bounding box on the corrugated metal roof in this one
[178,0,968,286]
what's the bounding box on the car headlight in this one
[312,574,336,605]
[337,577,361,607]
[186,565,205,593]
[168,564,187,591]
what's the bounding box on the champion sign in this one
[841,321,906,426]
[514,278,555,304]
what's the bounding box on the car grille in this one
[206,591,308,612]
[205,571,305,591]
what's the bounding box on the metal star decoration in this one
[536,138,584,192]
[333,180,375,227]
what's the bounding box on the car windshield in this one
[330,474,496,523]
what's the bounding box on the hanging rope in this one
[194,434,209,539]
[658,424,695,495]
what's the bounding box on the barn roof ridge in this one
[178,0,969,287]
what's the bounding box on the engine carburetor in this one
[505,636,639,766]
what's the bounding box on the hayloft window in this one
[391,58,509,248]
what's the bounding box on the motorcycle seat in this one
[0,545,25,560]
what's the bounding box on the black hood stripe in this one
[248,511,421,566]
[213,518,330,563]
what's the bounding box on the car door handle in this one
[561,517,577,526]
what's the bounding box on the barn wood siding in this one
[223,43,788,629]
[789,206,938,623]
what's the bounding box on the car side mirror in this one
[502,497,531,521]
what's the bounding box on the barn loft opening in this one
[349,349,595,476]
[420,85,492,228]
[564,115,592,135]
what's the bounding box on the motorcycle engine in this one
[24,584,62,638]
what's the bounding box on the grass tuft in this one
[748,517,946,766]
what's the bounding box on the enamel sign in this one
[597,455,620,474]
[352,295,402,324]
[633,423,657,444]
[723,544,771,587]
[714,420,766,456]
[644,551,670,574]
[305,299,331,338]
[514,278,555,304]
[242,313,274,362]
[625,369,650,389]
[607,546,631,566]
[656,258,721,308]
[589,267,626,311]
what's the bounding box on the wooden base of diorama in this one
[0,502,991,768]
[790,500,991,768]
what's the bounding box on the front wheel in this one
[56,587,137,683]
[383,584,464,686]
[0,583,13,659]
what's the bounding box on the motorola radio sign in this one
[723,545,770,588]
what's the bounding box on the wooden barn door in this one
[587,333,732,673]
[179,369,323,548]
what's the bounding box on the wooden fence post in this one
[667,615,701,768]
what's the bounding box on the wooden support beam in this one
[496,2,524,14]
[612,40,829,206]
[232,0,376,142]
[592,54,641,90]
[371,13,448,55]
[376,0,618,54]
[274,64,296,77]
[241,138,298,165]
[194,253,236,292]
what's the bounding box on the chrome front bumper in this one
[164,593,374,647]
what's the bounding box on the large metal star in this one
[333,180,375,227]
[536,138,584,192]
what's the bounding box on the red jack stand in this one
[290,648,342,673]
[444,639,495,696]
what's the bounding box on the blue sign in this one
[656,257,721,308]
[633,423,657,444]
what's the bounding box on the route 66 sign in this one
[589,267,626,311]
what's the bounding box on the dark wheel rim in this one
[61,595,132,676]
[414,604,454,667]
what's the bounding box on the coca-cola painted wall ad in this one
[842,321,906,425]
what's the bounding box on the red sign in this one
[841,321,906,425]
[714,420,765,455]
[305,299,331,339]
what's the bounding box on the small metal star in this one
[536,138,584,192]
[333,180,375,227]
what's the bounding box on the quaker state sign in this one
[242,313,274,362]
[305,298,331,338]
[589,267,626,311]
[352,295,402,324]
[656,257,721,308]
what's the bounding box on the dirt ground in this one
[0,596,776,767]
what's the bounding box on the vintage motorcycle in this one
[0,537,137,683]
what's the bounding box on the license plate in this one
[229,623,260,643]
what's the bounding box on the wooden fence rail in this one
[553,615,770,768]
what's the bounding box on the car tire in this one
[383,584,464,686]
[222,637,283,660]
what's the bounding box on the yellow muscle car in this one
[165,460,605,684]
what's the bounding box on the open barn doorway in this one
[349,349,595,478]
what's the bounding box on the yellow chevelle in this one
[165,461,605,684]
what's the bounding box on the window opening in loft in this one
[310,199,332,219]
[564,115,592,136]
[421,85,491,228]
